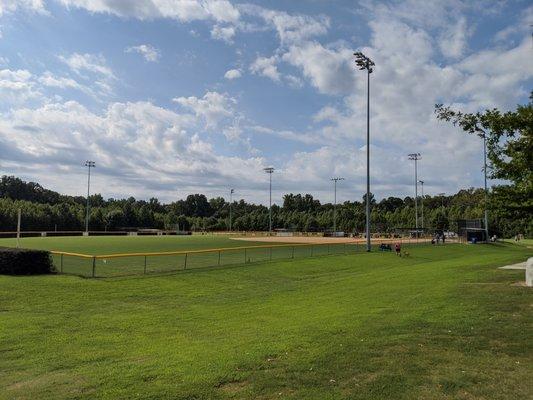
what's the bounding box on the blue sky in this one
[0,0,531,205]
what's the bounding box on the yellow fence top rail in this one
[50,241,350,260]
[50,251,94,258]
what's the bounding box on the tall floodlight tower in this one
[418,180,424,230]
[331,177,345,234]
[84,160,95,234]
[408,153,421,233]
[482,133,489,241]
[229,188,234,232]
[354,51,374,252]
[263,167,274,234]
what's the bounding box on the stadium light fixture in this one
[418,180,424,230]
[354,51,374,252]
[263,167,275,234]
[408,153,421,233]
[331,177,345,234]
[229,188,234,232]
[84,160,95,234]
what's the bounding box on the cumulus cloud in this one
[0,97,266,200]
[0,68,40,104]
[58,53,115,79]
[0,0,46,15]
[125,44,160,62]
[240,4,329,45]
[282,42,355,95]
[210,24,236,43]
[57,0,240,23]
[250,55,281,82]
[172,91,236,129]
[439,16,469,58]
[224,68,241,80]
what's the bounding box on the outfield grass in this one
[0,235,359,277]
[0,234,262,254]
[1,243,532,399]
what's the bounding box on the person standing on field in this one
[395,242,401,256]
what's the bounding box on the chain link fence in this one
[50,239,441,278]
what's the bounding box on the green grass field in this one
[0,234,261,254]
[0,235,363,277]
[1,241,531,399]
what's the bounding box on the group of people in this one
[431,234,446,245]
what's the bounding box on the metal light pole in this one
[84,160,95,233]
[263,167,274,234]
[229,188,234,232]
[418,180,424,231]
[354,51,374,252]
[331,177,345,234]
[408,153,421,234]
[482,134,489,241]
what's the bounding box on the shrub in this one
[0,247,55,275]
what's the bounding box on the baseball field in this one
[0,236,531,399]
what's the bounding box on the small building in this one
[457,219,487,243]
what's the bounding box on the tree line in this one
[0,175,528,237]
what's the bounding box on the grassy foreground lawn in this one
[1,243,532,399]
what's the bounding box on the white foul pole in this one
[16,208,21,248]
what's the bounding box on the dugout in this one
[457,219,487,243]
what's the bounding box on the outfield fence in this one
[50,239,438,278]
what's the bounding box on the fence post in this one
[184,253,188,270]
[144,255,147,274]
[269,247,272,261]
[328,244,330,255]
[60,253,63,273]
[292,246,295,259]
[310,245,314,257]
[244,248,247,264]
[218,250,221,266]
[91,256,96,278]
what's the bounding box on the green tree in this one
[436,93,532,236]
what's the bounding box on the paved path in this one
[499,261,526,270]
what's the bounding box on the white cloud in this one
[0,0,46,16]
[58,0,240,23]
[224,68,241,80]
[240,4,329,45]
[172,91,236,129]
[210,24,235,43]
[250,55,281,82]
[0,68,39,103]
[125,44,160,62]
[439,16,469,58]
[282,42,355,95]
[0,98,266,200]
[58,53,115,79]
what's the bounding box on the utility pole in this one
[408,153,421,235]
[84,160,95,234]
[229,188,234,232]
[354,51,374,252]
[331,177,345,234]
[263,167,274,234]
